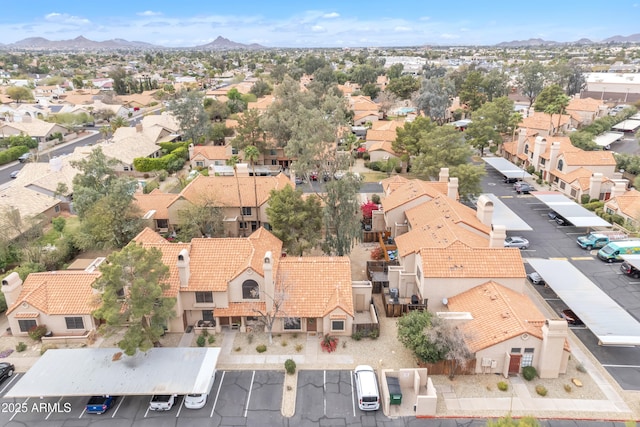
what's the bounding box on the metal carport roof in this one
[480,193,532,231]
[594,131,624,147]
[482,157,533,180]
[533,193,611,227]
[5,347,220,398]
[620,254,640,270]
[527,258,640,346]
[612,119,640,132]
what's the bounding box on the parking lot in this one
[481,163,640,391]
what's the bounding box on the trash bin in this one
[386,376,402,405]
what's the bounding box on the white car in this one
[184,393,206,409]
[504,236,529,249]
[149,394,175,411]
[527,271,545,285]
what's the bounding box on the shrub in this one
[564,384,572,393]
[28,325,48,341]
[320,334,338,353]
[295,344,303,352]
[15,342,27,352]
[256,344,267,353]
[535,385,548,396]
[394,166,402,174]
[196,335,206,347]
[284,359,296,375]
[158,170,168,182]
[370,247,385,260]
[580,194,591,204]
[362,152,370,161]
[371,194,381,204]
[208,335,215,344]
[234,347,242,352]
[522,366,537,381]
[497,381,509,391]
[351,330,363,341]
[368,329,379,339]
[576,363,587,373]
[281,340,288,347]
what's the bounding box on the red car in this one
[561,309,584,326]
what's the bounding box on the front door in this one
[508,354,522,374]
[307,318,317,332]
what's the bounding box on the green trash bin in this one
[386,376,402,405]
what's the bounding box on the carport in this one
[620,254,640,270]
[612,119,640,133]
[5,347,220,398]
[594,131,624,148]
[527,258,640,346]
[482,157,533,180]
[480,193,532,231]
[533,193,611,227]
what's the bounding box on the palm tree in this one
[226,155,246,236]
[244,145,261,230]
[110,116,128,133]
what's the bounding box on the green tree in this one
[386,75,420,100]
[516,61,546,107]
[397,310,444,363]
[110,116,128,132]
[481,69,510,102]
[386,63,404,80]
[466,118,501,156]
[70,147,121,219]
[349,64,378,87]
[168,90,212,144]
[459,70,487,111]
[393,116,438,157]
[266,186,322,256]
[93,243,175,356]
[6,86,33,103]
[322,175,362,256]
[425,315,473,379]
[414,76,455,124]
[176,197,224,241]
[233,108,265,152]
[534,84,566,112]
[249,79,272,98]
[244,145,262,226]
[360,83,380,99]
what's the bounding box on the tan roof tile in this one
[405,194,490,234]
[215,301,266,317]
[447,281,547,352]
[366,129,397,142]
[7,271,101,316]
[396,219,489,257]
[134,189,178,220]
[381,179,448,212]
[419,241,526,278]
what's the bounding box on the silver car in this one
[504,236,529,249]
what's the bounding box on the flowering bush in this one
[28,325,48,341]
[320,334,338,353]
[370,247,384,260]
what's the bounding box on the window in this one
[156,219,168,229]
[284,317,301,330]
[65,317,84,329]
[242,280,260,299]
[196,161,204,168]
[521,348,534,367]
[18,319,37,333]
[239,221,248,229]
[510,347,521,354]
[270,149,277,156]
[242,207,252,216]
[54,205,60,213]
[331,320,345,331]
[524,144,529,154]
[202,310,214,322]
[557,159,564,171]
[570,189,577,197]
[195,292,213,303]
[560,182,566,190]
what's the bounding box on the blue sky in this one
[0,1,639,47]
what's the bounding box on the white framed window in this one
[521,348,534,367]
[65,317,84,329]
[284,317,301,330]
[331,320,345,331]
[18,319,36,332]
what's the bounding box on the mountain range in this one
[1,33,639,50]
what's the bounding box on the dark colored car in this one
[561,309,584,326]
[514,182,534,194]
[86,395,118,414]
[620,261,640,279]
[0,362,15,384]
[503,176,519,184]
[18,152,32,163]
[548,211,569,226]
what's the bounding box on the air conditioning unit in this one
[481,357,492,367]
[490,360,497,369]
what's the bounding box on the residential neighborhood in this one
[0,4,639,425]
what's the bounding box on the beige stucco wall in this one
[385,197,432,237]
[369,150,399,163]
[7,306,96,337]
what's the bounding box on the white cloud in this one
[44,12,90,25]
[322,12,340,19]
[311,25,325,32]
[394,26,412,32]
[419,16,431,21]
[440,33,459,39]
[137,11,162,17]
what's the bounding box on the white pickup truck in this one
[149,394,176,411]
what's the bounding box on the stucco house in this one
[445,281,570,378]
[2,271,101,338]
[133,227,360,335]
[604,188,640,227]
[0,118,69,145]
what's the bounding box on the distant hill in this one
[8,35,160,50]
[602,33,640,43]
[192,36,265,50]
[495,34,638,48]
[495,38,560,47]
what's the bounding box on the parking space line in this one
[79,407,86,418]
[10,398,29,422]
[350,371,356,417]
[46,396,65,420]
[323,370,326,416]
[0,373,19,394]
[571,257,594,261]
[176,395,185,418]
[112,395,125,418]
[144,397,151,418]
[243,370,255,418]
[549,257,568,260]
[210,371,225,418]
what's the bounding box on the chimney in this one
[476,195,494,226]
[177,248,190,288]
[516,128,527,156]
[135,123,143,133]
[439,167,449,182]
[538,319,568,379]
[611,180,628,198]
[235,163,250,177]
[549,142,561,171]
[263,251,274,312]
[532,136,547,167]
[447,177,458,200]
[188,143,194,160]
[588,173,603,201]
[1,272,23,309]
[489,224,507,248]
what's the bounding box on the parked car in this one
[86,395,118,414]
[294,176,304,185]
[9,170,19,179]
[527,271,545,285]
[0,362,14,385]
[561,309,584,326]
[503,176,519,184]
[309,171,318,181]
[185,393,207,409]
[620,261,640,279]
[548,211,569,226]
[504,236,529,249]
[149,394,176,411]
[514,182,534,194]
